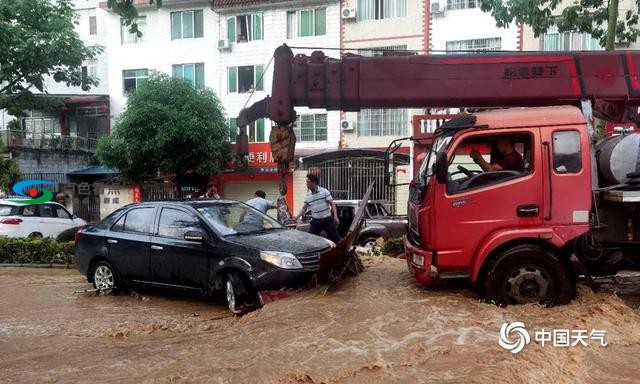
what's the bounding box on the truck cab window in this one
[447,133,532,194]
[552,131,581,174]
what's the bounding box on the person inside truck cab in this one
[469,137,524,173]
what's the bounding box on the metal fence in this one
[0,130,98,153]
[142,183,201,201]
[305,157,396,213]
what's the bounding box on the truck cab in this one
[405,106,592,306]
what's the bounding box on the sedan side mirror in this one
[184,230,205,242]
[72,214,78,219]
[434,151,449,184]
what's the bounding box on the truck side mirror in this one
[434,151,448,184]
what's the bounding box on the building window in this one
[227,65,264,93]
[446,0,477,10]
[89,15,97,35]
[81,62,98,80]
[287,8,326,38]
[121,17,146,44]
[540,25,602,51]
[171,10,204,40]
[227,14,263,43]
[357,109,407,137]
[446,37,502,52]
[358,45,407,57]
[173,63,205,89]
[357,0,407,21]
[123,69,148,94]
[295,114,327,142]
[228,118,266,143]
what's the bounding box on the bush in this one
[382,237,404,256]
[0,238,75,265]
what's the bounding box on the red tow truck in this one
[239,45,640,306]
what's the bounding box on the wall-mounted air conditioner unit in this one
[431,2,445,15]
[218,38,231,51]
[341,120,355,131]
[342,8,357,20]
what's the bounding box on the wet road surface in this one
[1,257,640,383]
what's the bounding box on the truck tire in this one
[225,271,258,315]
[481,244,575,307]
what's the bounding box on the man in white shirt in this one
[294,174,341,243]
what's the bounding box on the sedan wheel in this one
[225,271,257,315]
[93,262,117,294]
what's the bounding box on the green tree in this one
[0,143,21,194]
[479,0,640,50]
[107,0,161,37]
[96,73,231,189]
[0,0,101,113]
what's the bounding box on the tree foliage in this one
[0,143,21,194]
[479,0,640,50]
[96,73,231,184]
[107,0,161,37]
[0,0,101,112]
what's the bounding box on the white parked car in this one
[0,200,86,238]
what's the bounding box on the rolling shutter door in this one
[222,181,280,218]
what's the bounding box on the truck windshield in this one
[418,133,453,185]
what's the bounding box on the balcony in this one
[0,130,98,153]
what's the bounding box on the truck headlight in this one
[260,251,303,269]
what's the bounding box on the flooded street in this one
[1,257,640,384]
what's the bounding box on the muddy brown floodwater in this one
[1,257,640,384]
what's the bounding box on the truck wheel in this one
[225,271,257,315]
[481,244,574,307]
[92,260,120,295]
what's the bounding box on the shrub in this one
[0,238,75,265]
[382,237,404,256]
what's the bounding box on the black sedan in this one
[75,200,333,314]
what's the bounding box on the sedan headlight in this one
[260,251,303,269]
[323,238,336,249]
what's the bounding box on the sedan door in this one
[105,206,156,283]
[150,207,211,290]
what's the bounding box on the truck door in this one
[432,129,543,276]
[539,127,591,226]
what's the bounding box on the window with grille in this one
[294,114,327,141]
[357,109,408,137]
[81,61,98,80]
[171,10,204,40]
[286,8,326,38]
[173,63,205,89]
[540,25,602,51]
[358,45,407,57]
[446,37,501,52]
[121,17,146,44]
[446,0,477,10]
[357,0,407,21]
[227,14,263,43]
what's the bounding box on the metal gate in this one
[306,157,396,213]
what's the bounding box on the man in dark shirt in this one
[470,138,524,172]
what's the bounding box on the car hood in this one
[226,229,331,254]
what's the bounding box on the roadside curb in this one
[0,263,75,269]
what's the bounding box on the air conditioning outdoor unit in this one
[342,8,357,20]
[341,120,355,131]
[218,38,230,51]
[431,2,445,14]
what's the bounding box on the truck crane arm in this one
[238,44,640,128]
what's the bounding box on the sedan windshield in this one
[194,202,283,236]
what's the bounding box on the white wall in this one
[105,1,216,123]
[216,1,341,150]
[430,8,518,52]
[42,0,110,95]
